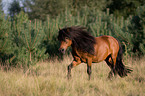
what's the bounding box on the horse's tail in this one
[115,41,132,77]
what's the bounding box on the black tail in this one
[115,42,133,77]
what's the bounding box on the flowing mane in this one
[58,26,96,54]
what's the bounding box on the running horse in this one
[58,26,132,80]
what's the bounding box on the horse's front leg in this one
[67,63,73,79]
[67,58,81,79]
[87,58,92,80]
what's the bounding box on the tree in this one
[0,10,13,65]
[0,0,2,11]
[107,0,145,18]
[127,5,145,56]
[23,0,67,20]
[23,0,111,20]
[71,0,111,13]
[10,11,47,66]
[8,0,21,18]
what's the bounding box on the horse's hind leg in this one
[105,55,116,79]
[105,60,114,79]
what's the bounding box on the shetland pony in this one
[58,26,132,80]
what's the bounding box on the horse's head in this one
[58,37,72,54]
[58,28,72,54]
[58,26,96,54]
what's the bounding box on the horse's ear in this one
[59,28,61,31]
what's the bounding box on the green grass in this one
[0,55,145,96]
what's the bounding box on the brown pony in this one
[58,26,132,80]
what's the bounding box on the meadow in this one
[0,55,144,96]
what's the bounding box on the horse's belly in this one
[92,55,107,63]
[92,42,111,62]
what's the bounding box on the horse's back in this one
[92,35,119,62]
[96,35,119,47]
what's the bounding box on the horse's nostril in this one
[59,48,65,53]
[61,49,64,52]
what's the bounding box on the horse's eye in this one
[65,37,69,40]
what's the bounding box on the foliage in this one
[107,0,145,18]
[0,12,13,65]
[0,1,144,67]
[23,0,67,20]
[22,0,144,20]
[8,0,22,18]
[69,0,111,16]
[11,11,47,67]
[125,5,145,56]
[23,0,111,20]
[0,0,2,11]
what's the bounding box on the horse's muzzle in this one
[59,48,65,54]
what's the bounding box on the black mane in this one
[58,26,96,55]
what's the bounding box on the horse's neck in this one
[71,45,85,56]
[71,45,77,52]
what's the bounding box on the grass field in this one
[0,55,145,96]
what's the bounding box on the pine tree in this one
[0,11,13,65]
[11,11,47,66]
[8,0,21,17]
[23,0,67,20]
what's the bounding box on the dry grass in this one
[0,55,145,96]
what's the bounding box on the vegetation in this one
[107,0,145,18]
[1,4,145,66]
[23,0,112,20]
[8,0,21,18]
[21,0,144,20]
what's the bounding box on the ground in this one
[0,55,144,96]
